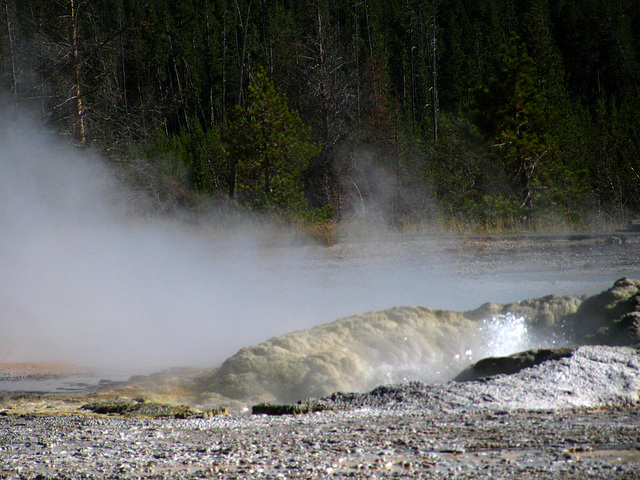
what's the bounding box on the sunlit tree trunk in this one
[67,0,86,144]
[314,1,337,210]
[228,0,252,199]
[354,0,360,121]
[221,0,229,124]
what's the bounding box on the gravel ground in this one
[1,404,639,479]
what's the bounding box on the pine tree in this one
[472,34,552,209]
[225,70,320,214]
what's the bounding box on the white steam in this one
[0,118,314,369]
[0,114,616,373]
[2,117,447,370]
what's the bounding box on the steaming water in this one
[362,312,560,391]
[0,115,635,379]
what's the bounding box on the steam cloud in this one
[0,114,616,372]
[0,115,436,370]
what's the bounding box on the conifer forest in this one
[2,0,639,231]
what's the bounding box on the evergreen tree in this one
[523,2,591,219]
[472,34,553,209]
[2,0,639,223]
[225,70,319,214]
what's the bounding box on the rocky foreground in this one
[1,388,639,479]
[2,276,640,479]
[1,406,639,479]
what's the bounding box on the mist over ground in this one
[0,115,633,372]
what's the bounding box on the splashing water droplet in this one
[479,313,529,357]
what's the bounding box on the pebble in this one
[0,405,639,479]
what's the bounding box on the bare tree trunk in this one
[4,1,18,98]
[233,0,252,107]
[118,5,128,116]
[406,0,416,130]
[316,3,334,207]
[222,0,228,124]
[68,0,86,144]
[520,156,532,209]
[227,0,251,200]
[428,10,438,143]
[204,0,214,127]
[315,3,329,152]
[364,0,373,60]
[354,0,360,121]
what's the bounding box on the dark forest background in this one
[2,0,639,233]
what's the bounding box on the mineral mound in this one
[320,344,640,412]
[191,277,640,406]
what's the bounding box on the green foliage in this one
[591,96,640,214]
[151,120,227,195]
[3,0,640,229]
[471,34,553,209]
[225,70,320,215]
[304,205,335,223]
[429,116,490,201]
[459,194,524,229]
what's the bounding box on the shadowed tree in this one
[472,34,553,209]
[296,0,358,212]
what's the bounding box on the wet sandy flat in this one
[0,362,93,378]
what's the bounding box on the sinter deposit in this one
[319,345,640,412]
[192,277,640,407]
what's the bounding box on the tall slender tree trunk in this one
[520,155,532,208]
[4,1,18,98]
[428,10,438,143]
[204,0,214,127]
[222,0,228,124]
[229,0,251,200]
[406,0,416,130]
[316,3,334,209]
[354,0,360,121]
[68,0,86,144]
[364,0,373,60]
[233,0,252,106]
[118,5,128,116]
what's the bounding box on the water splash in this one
[364,313,536,389]
[479,313,530,358]
[473,312,570,361]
